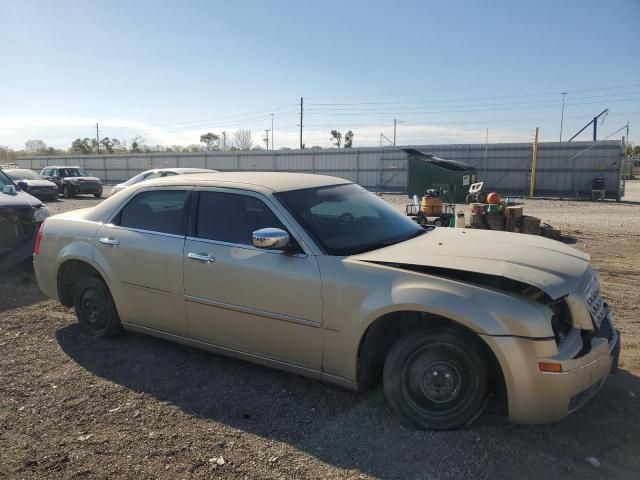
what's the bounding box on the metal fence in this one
[15,140,624,198]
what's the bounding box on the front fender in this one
[318,257,555,383]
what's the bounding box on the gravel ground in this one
[1,183,639,479]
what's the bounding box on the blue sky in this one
[1,0,639,150]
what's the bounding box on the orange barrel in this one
[487,192,502,204]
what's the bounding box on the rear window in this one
[115,190,187,235]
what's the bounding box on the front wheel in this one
[94,189,103,198]
[383,328,488,430]
[74,277,123,337]
[63,186,73,199]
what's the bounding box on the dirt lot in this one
[1,184,639,479]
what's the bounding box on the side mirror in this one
[252,228,290,250]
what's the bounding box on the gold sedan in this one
[33,172,620,430]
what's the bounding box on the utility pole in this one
[221,131,227,150]
[96,122,100,153]
[483,129,489,181]
[299,97,304,149]
[559,92,568,142]
[529,127,540,198]
[264,129,271,150]
[393,118,397,145]
[271,113,275,151]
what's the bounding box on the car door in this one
[93,187,191,335]
[183,188,324,371]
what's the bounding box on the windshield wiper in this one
[350,229,426,255]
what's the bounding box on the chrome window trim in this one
[104,223,186,240]
[185,235,307,257]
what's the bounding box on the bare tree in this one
[234,129,253,150]
[25,139,48,155]
[330,130,342,148]
[130,135,146,153]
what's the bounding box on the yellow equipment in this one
[420,189,443,216]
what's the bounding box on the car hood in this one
[350,227,590,300]
[19,179,57,188]
[0,190,43,209]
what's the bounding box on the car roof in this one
[142,171,352,192]
[44,166,82,169]
[141,168,215,174]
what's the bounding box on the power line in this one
[306,91,640,114]
[306,82,640,105]
[304,97,640,117]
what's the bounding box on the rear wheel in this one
[383,328,488,430]
[74,277,122,337]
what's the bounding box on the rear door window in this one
[115,190,188,235]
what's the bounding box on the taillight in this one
[34,221,45,255]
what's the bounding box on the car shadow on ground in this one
[56,324,640,479]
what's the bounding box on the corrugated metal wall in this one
[14,140,623,198]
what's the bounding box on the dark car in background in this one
[41,166,103,198]
[0,169,49,272]
[4,169,59,201]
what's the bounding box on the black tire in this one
[432,217,443,227]
[74,277,123,338]
[63,185,73,199]
[94,190,103,198]
[465,194,473,204]
[383,328,488,430]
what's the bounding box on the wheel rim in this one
[401,343,476,418]
[419,360,462,403]
[81,290,106,330]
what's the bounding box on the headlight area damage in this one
[0,206,48,272]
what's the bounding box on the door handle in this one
[99,237,120,246]
[187,252,215,263]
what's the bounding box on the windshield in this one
[6,169,43,181]
[276,183,424,256]
[122,171,151,186]
[60,168,89,177]
[0,170,15,188]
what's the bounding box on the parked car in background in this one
[110,168,217,195]
[4,168,59,201]
[33,172,620,430]
[40,166,103,198]
[0,168,49,272]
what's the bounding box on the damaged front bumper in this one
[483,310,620,424]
